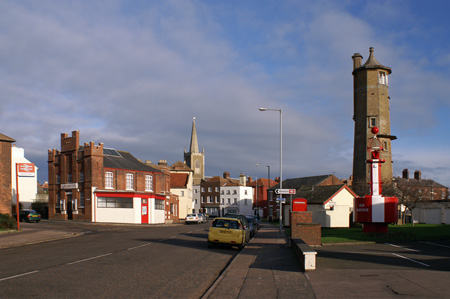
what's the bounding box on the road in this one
[0,220,237,298]
[307,240,450,298]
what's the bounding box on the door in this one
[141,199,148,224]
[67,195,73,220]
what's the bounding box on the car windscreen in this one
[212,219,240,229]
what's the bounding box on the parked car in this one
[246,216,258,238]
[199,213,207,223]
[223,214,251,243]
[185,213,203,224]
[246,215,260,230]
[208,217,248,250]
[14,209,41,223]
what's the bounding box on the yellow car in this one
[207,217,248,250]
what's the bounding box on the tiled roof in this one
[206,176,240,186]
[171,161,193,171]
[247,178,277,187]
[0,133,15,142]
[171,173,189,188]
[103,151,162,173]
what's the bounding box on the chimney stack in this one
[414,170,421,180]
[402,169,409,179]
[239,173,246,186]
[223,171,230,179]
[352,53,363,70]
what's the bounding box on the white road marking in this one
[385,243,420,252]
[392,253,430,267]
[0,270,39,282]
[66,253,113,265]
[127,243,151,250]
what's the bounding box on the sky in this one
[1,0,450,189]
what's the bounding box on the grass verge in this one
[322,224,450,244]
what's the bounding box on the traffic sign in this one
[275,188,296,195]
[276,198,286,203]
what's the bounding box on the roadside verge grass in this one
[322,224,450,244]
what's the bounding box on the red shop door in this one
[141,199,148,224]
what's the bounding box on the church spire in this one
[189,117,199,153]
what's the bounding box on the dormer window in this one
[379,71,388,85]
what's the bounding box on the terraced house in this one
[48,131,179,224]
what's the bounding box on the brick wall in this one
[0,141,13,214]
[291,211,321,246]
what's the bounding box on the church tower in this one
[352,47,396,195]
[184,117,205,185]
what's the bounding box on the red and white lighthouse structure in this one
[354,127,398,233]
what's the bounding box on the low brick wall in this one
[291,211,321,246]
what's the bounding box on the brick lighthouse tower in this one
[352,47,396,195]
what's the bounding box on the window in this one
[97,197,133,208]
[145,175,153,191]
[234,198,237,204]
[379,71,388,85]
[126,173,134,190]
[181,191,185,197]
[155,199,164,210]
[384,141,388,151]
[56,174,61,184]
[227,198,231,204]
[208,187,212,192]
[245,190,248,195]
[79,171,84,182]
[56,193,61,208]
[105,172,114,189]
[215,187,219,192]
[202,197,205,203]
[226,190,230,195]
[233,190,237,195]
[370,117,376,127]
[221,198,224,204]
[207,196,211,203]
[245,199,248,205]
[80,193,85,208]
[216,196,219,203]
[68,173,72,183]
[201,187,205,192]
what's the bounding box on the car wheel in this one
[208,242,214,249]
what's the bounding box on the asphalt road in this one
[0,221,237,298]
[307,240,450,298]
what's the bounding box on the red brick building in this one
[48,131,179,224]
[0,133,15,214]
[247,177,278,219]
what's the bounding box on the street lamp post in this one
[259,107,283,232]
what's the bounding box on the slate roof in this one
[269,174,333,190]
[171,173,189,188]
[0,133,15,143]
[394,177,447,189]
[103,150,161,173]
[295,185,350,205]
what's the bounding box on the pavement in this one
[1,222,316,298]
[202,224,316,299]
[0,224,79,249]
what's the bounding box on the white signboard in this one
[275,189,296,195]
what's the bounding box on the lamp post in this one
[259,107,283,232]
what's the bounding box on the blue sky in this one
[1,0,449,189]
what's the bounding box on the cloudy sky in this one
[1,0,450,188]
